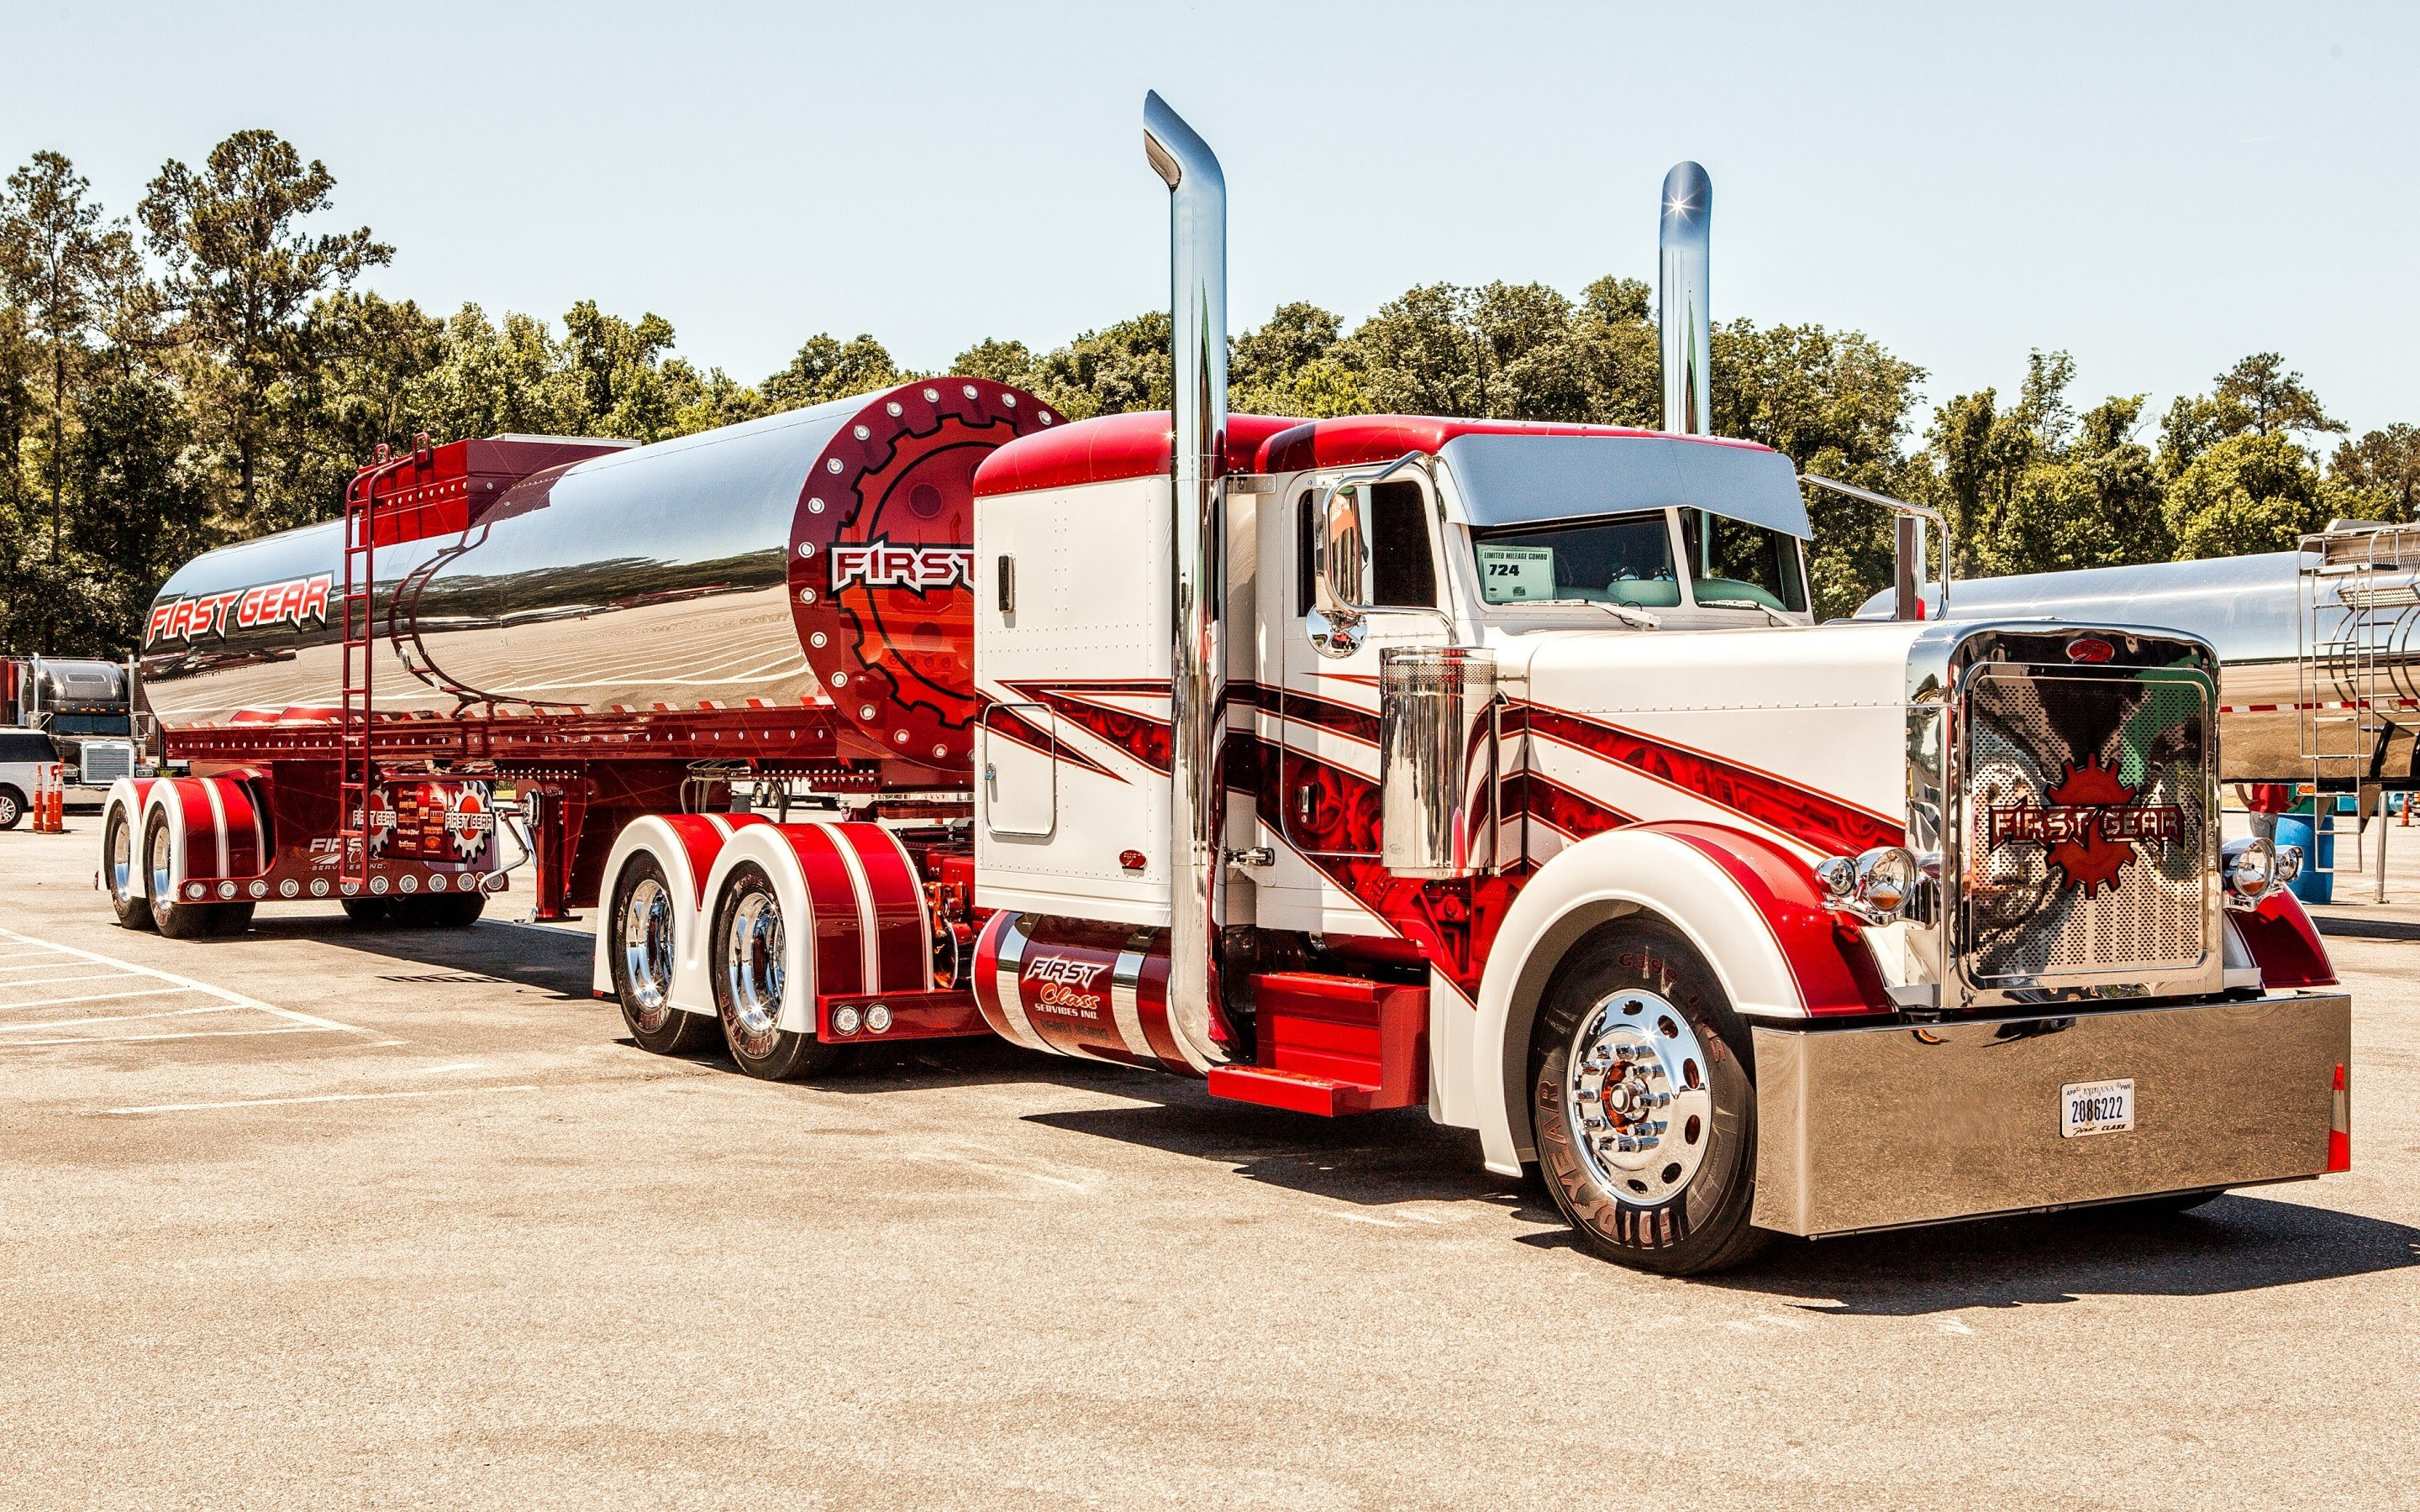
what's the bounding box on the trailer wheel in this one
[0,785,23,830]
[144,811,227,941]
[104,806,154,931]
[342,898,394,927]
[611,854,715,1056]
[1528,917,1771,1275]
[710,862,839,1081]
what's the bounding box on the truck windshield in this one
[1679,507,1808,614]
[1470,512,1678,608]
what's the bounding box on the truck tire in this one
[343,898,394,927]
[144,811,233,940]
[104,806,155,931]
[0,785,23,830]
[709,862,839,1081]
[611,853,716,1056]
[1528,917,1771,1275]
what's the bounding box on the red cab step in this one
[1205,972,1428,1116]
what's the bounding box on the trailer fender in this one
[134,774,268,900]
[100,778,160,898]
[1470,822,1887,1177]
[591,813,771,1015]
[694,822,933,1035]
[2223,887,2337,990]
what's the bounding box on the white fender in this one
[132,774,266,901]
[100,778,158,899]
[591,813,766,1018]
[1468,827,1816,1178]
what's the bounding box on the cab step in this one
[1205,972,1428,1116]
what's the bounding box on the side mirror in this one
[1309,482,1370,656]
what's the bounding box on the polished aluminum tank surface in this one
[141,380,1055,771]
[1855,549,2420,784]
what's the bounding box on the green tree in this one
[67,369,207,643]
[1229,302,1365,418]
[139,130,392,526]
[762,333,904,412]
[2329,423,2420,522]
[1,150,134,563]
[2164,431,2335,558]
[2212,352,2343,438]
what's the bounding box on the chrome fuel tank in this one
[140,380,1056,774]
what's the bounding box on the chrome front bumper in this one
[1750,993,2351,1238]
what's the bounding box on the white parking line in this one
[8,1026,352,1047]
[0,985,195,1012]
[100,1084,542,1115]
[0,973,154,991]
[0,928,386,1040]
[0,1005,259,1033]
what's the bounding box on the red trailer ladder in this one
[339,444,413,888]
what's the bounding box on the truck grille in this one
[1957,663,2213,991]
[79,740,134,786]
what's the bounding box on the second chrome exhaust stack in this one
[1144,91,1229,1073]
[1659,160,1712,436]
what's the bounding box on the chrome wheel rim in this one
[0,794,18,827]
[147,822,174,905]
[109,818,133,899]
[1565,990,1717,1206]
[619,877,676,1027]
[723,890,784,1039]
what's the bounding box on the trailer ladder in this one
[339,441,422,888]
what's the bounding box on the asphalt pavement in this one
[1,823,2413,1508]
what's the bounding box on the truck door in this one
[1277,475,1450,858]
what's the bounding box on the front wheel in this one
[709,863,839,1081]
[613,855,717,1056]
[1529,918,1771,1275]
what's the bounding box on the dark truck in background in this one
[2,656,148,804]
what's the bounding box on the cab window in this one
[1680,507,1808,614]
[1470,511,1679,607]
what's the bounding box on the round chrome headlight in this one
[2273,843,2304,887]
[1853,846,1918,920]
[2224,837,2277,902]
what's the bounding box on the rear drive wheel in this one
[710,863,839,1081]
[612,854,715,1056]
[144,811,226,941]
[1529,918,1771,1275]
[105,806,154,931]
[0,785,24,830]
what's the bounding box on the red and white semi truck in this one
[103,95,2349,1273]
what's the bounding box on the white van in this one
[0,727,60,829]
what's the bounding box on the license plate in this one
[2061,1079,2134,1137]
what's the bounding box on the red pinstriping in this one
[1002,680,1174,774]
[1270,688,1380,746]
[969,910,1018,1044]
[1523,705,1902,856]
[833,824,929,991]
[1649,822,1890,1016]
[780,825,865,997]
[981,698,1122,781]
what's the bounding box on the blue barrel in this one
[2277,811,2334,904]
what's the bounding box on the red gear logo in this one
[788,381,1053,774]
[2043,759,2135,897]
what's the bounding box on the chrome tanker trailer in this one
[100,93,2352,1276]
[1856,522,2420,793]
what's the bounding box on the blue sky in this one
[5,1,2412,441]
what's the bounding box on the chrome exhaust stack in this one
[1144,91,1229,1072]
[1659,161,1712,436]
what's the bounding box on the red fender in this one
[1642,821,1892,1017]
[2226,888,2337,989]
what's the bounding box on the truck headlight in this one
[1816,846,1920,924]
[2223,837,2281,908]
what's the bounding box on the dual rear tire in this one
[606,855,839,1081]
[116,809,251,938]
